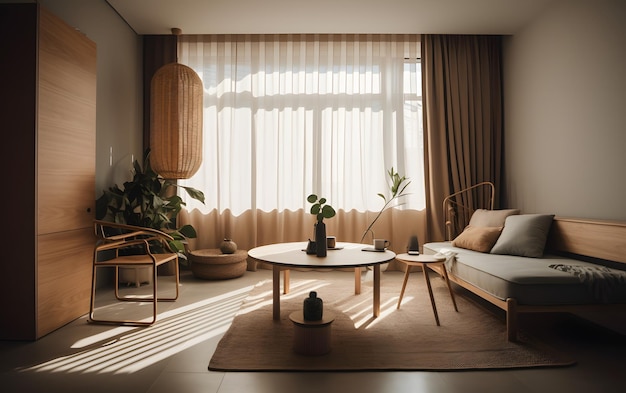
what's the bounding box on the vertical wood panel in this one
[35,6,96,338]
[37,229,95,338]
[38,7,96,235]
[0,4,96,340]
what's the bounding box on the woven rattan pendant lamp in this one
[150,28,203,179]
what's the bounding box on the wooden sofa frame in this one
[429,217,626,341]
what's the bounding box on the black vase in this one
[315,221,327,257]
[303,291,323,321]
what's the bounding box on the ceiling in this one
[106,0,559,36]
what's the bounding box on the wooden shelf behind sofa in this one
[548,217,626,264]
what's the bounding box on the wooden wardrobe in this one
[0,3,96,340]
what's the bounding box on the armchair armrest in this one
[93,220,176,254]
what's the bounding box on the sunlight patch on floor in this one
[21,285,255,375]
[352,296,405,329]
[236,279,331,316]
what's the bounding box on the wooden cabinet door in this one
[0,4,97,340]
[37,7,96,235]
[35,7,97,339]
[37,228,94,338]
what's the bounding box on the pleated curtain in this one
[422,35,504,241]
[175,34,427,263]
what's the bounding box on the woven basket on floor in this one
[189,249,248,279]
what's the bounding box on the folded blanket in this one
[435,249,458,260]
[549,264,626,303]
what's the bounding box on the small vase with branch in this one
[360,167,411,244]
[307,194,336,257]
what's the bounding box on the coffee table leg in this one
[373,264,381,317]
[354,267,361,294]
[283,269,290,294]
[273,266,280,320]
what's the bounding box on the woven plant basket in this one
[189,249,248,280]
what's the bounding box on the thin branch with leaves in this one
[360,167,411,243]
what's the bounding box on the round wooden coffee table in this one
[248,242,395,320]
[395,253,458,325]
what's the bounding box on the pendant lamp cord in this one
[171,27,182,62]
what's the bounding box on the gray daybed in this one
[424,216,626,341]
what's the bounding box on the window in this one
[178,35,424,216]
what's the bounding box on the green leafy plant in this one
[96,149,205,257]
[360,167,410,243]
[307,194,336,223]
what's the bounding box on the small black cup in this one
[306,239,317,254]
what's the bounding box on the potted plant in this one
[307,194,336,257]
[96,149,205,285]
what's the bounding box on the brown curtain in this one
[422,35,504,242]
[143,35,177,150]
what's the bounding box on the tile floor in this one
[1,268,625,393]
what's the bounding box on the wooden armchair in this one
[89,220,180,326]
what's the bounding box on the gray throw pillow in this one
[490,214,555,258]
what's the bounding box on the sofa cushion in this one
[424,242,626,305]
[490,214,555,258]
[469,209,520,227]
[452,225,502,253]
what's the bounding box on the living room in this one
[1,0,625,392]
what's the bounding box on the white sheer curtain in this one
[177,34,425,261]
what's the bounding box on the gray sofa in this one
[423,215,626,341]
[425,242,626,305]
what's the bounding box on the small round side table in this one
[289,311,335,356]
[188,249,248,280]
[395,253,458,325]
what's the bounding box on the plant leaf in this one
[178,224,197,238]
[168,239,186,254]
[180,186,205,204]
[398,181,411,196]
[322,205,336,219]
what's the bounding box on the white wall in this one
[503,0,626,220]
[107,0,558,35]
[37,0,144,196]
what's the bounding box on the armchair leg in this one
[90,221,180,326]
[89,260,179,327]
